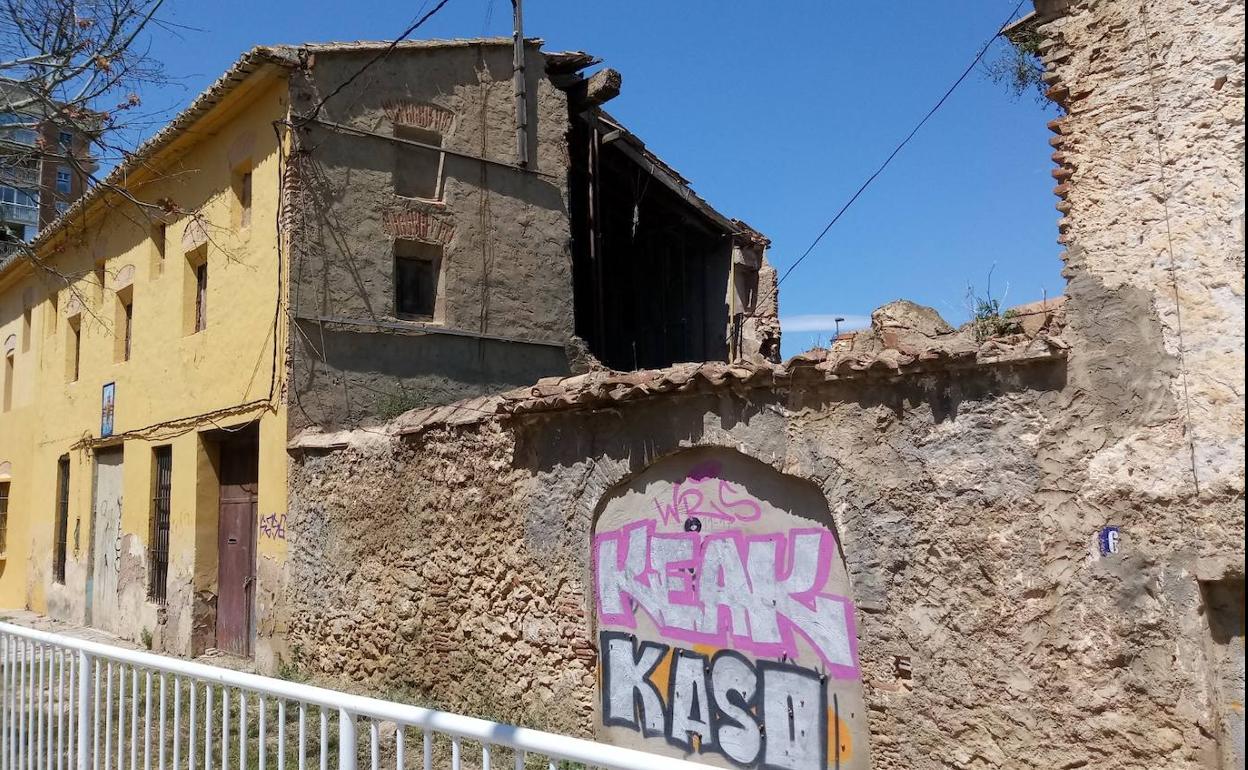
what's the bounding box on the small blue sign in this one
[1098,525,1121,556]
[101,382,116,437]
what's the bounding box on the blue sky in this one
[137,0,1061,358]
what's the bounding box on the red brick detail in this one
[382,101,456,134]
[382,208,456,244]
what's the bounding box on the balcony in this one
[0,200,39,227]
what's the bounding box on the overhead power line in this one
[765,0,1029,301]
[297,0,455,126]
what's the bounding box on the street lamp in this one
[834,316,845,338]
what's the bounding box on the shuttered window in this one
[148,446,172,604]
[53,456,69,584]
[0,481,9,554]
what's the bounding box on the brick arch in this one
[382,100,456,134]
[588,445,869,770]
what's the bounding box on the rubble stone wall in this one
[286,356,1080,768]
[1038,1,1245,766]
[1042,0,1244,498]
[280,1,1245,768]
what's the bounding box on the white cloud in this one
[780,314,871,333]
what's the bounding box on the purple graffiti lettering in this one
[594,521,859,679]
[652,476,763,526]
[260,512,287,540]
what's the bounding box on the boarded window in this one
[195,263,208,332]
[0,481,8,554]
[394,240,441,319]
[148,446,172,604]
[393,125,443,200]
[53,456,69,583]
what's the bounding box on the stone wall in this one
[279,1,1245,767]
[1042,0,1244,498]
[285,344,1077,769]
[1036,0,1246,765]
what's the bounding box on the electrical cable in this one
[295,0,455,126]
[759,0,1028,305]
[1139,1,1201,497]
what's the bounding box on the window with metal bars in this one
[53,456,69,583]
[0,481,9,554]
[148,446,172,604]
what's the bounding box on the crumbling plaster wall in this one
[285,42,575,433]
[1036,1,1245,765]
[280,2,1245,766]
[286,357,1107,767]
[1042,0,1245,497]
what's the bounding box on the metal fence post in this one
[77,651,92,770]
[336,710,356,770]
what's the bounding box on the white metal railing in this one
[0,623,710,770]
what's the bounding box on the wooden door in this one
[216,434,258,656]
[88,447,125,632]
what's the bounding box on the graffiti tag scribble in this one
[652,474,763,525]
[260,512,287,540]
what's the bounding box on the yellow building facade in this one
[0,58,291,667]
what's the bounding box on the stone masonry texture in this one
[279,2,1245,768]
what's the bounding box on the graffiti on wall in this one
[260,512,287,540]
[595,522,857,676]
[593,452,868,770]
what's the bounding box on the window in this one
[21,306,31,352]
[394,240,442,319]
[153,223,166,260]
[53,456,69,584]
[94,262,106,302]
[393,125,444,200]
[55,201,69,216]
[117,295,133,362]
[194,263,208,332]
[148,446,172,604]
[67,316,81,382]
[0,185,38,208]
[58,131,73,149]
[2,353,12,412]
[0,481,8,554]
[0,112,38,145]
[183,247,209,335]
[56,167,72,196]
[232,165,253,229]
[47,292,58,336]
